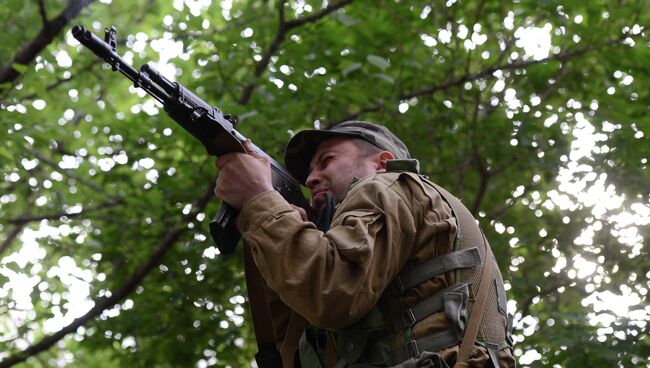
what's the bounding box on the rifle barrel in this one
[72,25,171,104]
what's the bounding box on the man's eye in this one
[322,155,334,166]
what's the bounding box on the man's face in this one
[306,137,382,209]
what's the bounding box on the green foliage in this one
[0,0,648,367]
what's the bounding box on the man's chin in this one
[311,191,333,210]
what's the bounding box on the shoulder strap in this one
[244,242,284,368]
[454,241,494,367]
[424,181,496,368]
[389,248,481,294]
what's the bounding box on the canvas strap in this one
[454,242,494,367]
[244,242,284,368]
[425,182,496,368]
[389,248,481,295]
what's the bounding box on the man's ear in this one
[376,151,395,172]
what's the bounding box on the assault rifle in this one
[72,25,310,255]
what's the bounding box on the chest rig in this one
[300,160,512,367]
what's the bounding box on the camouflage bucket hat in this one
[284,121,410,185]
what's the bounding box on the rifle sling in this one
[244,242,284,368]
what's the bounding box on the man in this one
[215,121,515,367]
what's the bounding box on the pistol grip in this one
[210,203,242,255]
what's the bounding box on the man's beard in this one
[311,189,334,210]
[311,191,337,232]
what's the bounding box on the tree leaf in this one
[341,62,362,77]
[11,63,29,74]
[372,73,394,84]
[366,55,390,71]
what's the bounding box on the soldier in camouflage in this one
[215,121,515,367]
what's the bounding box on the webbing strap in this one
[244,243,284,368]
[454,241,494,368]
[390,248,481,295]
[396,329,461,363]
[485,342,501,368]
[280,311,307,366]
[423,182,497,368]
[391,283,469,332]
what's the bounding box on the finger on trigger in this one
[215,154,232,169]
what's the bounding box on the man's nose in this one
[305,169,322,189]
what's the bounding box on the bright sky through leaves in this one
[0,1,647,367]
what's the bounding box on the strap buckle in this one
[390,276,406,295]
[399,308,417,329]
[405,340,420,358]
[393,308,417,331]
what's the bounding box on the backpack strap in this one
[390,283,469,332]
[422,182,498,368]
[388,248,481,295]
[454,237,494,367]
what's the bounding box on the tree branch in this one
[471,154,491,216]
[403,37,626,100]
[0,181,216,368]
[5,199,121,225]
[0,224,25,260]
[330,104,385,126]
[23,145,117,200]
[474,61,570,219]
[335,33,636,123]
[517,278,572,316]
[13,60,101,102]
[0,191,34,258]
[38,0,48,25]
[238,0,354,104]
[0,0,96,89]
[488,181,537,221]
[237,1,288,105]
[284,0,354,29]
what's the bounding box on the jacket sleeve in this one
[236,174,420,329]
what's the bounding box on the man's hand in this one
[291,205,309,221]
[214,140,274,210]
